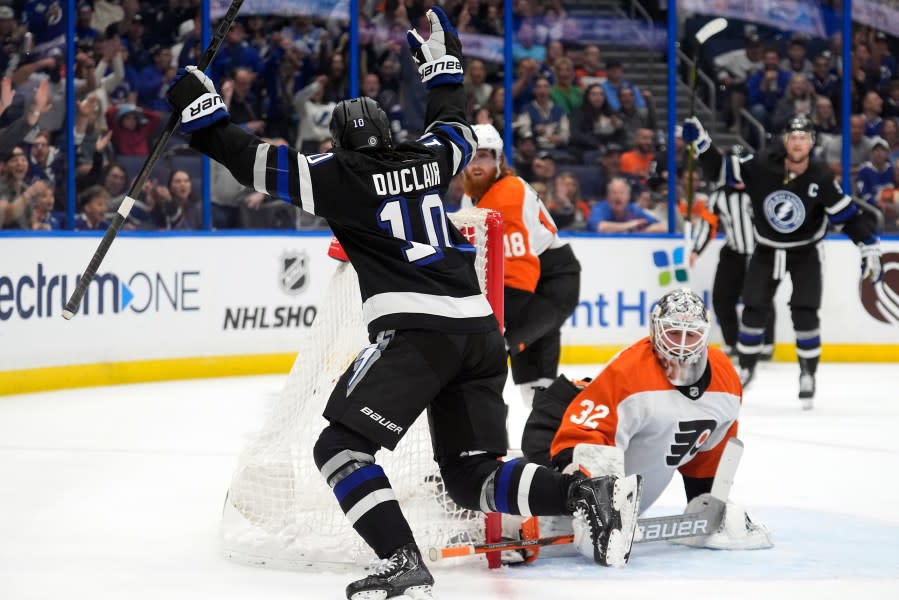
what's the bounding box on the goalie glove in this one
[166,66,229,134]
[406,6,464,89]
[859,241,883,283]
[674,493,773,550]
[681,117,712,155]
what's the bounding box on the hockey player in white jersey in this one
[167,7,642,599]
[522,288,771,550]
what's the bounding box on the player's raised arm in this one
[407,7,477,177]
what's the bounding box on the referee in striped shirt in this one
[690,147,775,359]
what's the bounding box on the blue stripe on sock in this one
[334,464,385,502]
[495,459,520,514]
[738,331,765,344]
[276,145,289,200]
[796,336,820,349]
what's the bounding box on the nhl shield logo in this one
[280,250,309,295]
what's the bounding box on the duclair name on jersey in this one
[372,161,441,196]
[223,305,317,330]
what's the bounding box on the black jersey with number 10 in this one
[186,85,496,337]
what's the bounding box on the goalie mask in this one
[650,288,711,386]
[330,97,393,151]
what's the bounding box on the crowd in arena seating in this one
[0,1,897,233]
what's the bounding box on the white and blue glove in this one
[681,117,712,155]
[166,66,229,134]
[859,241,883,283]
[406,6,464,89]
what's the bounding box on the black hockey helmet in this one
[329,97,393,151]
[784,115,815,143]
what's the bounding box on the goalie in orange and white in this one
[521,288,772,551]
[462,123,582,409]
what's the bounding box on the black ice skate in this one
[346,543,434,600]
[798,372,815,410]
[567,473,642,567]
[739,366,755,389]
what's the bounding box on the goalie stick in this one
[428,438,743,562]
[61,0,246,320]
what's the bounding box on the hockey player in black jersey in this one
[167,7,641,598]
[683,115,883,409]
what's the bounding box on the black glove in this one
[406,6,464,89]
[166,66,230,134]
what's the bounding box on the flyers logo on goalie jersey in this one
[550,337,742,510]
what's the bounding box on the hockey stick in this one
[428,438,743,561]
[61,0,246,320]
[684,17,727,261]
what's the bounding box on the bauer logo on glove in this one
[167,65,230,134]
[407,6,464,88]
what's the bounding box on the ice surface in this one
[1,363,897,599]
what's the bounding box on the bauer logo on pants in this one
[860,252,899,325]
[279,250,309,295]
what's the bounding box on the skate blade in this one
[349,586,434,600]
[800,398,814,410]
[605,475,642,567]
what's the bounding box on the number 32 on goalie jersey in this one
[378,192,462,265]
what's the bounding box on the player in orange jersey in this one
[522,288,772,550]
[462,123,582,409]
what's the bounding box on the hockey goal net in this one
[222,208,504,570]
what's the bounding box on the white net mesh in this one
[222,208,500,570]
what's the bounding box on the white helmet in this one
[650,288,711,387]
[471,124,503,179]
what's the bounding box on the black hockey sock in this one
[487,458,575,516]
[799,356,819,376]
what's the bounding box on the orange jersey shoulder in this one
[477,176,541,292]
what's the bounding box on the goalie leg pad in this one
[569,444,625,479]
[674,493,773,550]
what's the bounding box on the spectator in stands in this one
[714,34,764,129]
[516,77,570,156]
[512,57,540,112]
[100,162,129,212]
[512,22,545,64]
[135,45,176,112]
[222,67,265,135]
[209,19,263,83]
[513,130,538,181]
[883,80,899,120]
[75,2,98,46]
[649,126,685,192]
[122,13,151,70]
[861,90,884,137]
[106,102,160,156]
[74,184,110,231]
[595,142,626,200]
[781,37,812,76]
[808,51,840,111]
[882,117,899,163]
[601,59,646,112]
[146,169,202,230]
[0,77,50,156]
[576,44,606,89]
[849,41,878,112]
[0,146,35,227]
[22,0,65,56]
[818,114,874,180]
[619,128,656,186]
[9,179,59,231]
[549,57,582,116]
[322,53,349,103]
[772,74,815,133]
[619,88,656,148]
[871,31,897,84]
[530,150,557,191]
[484,86,506,136]
[547,172,590,230]
[569,84,624,159]
[586,177,665,233]
[856,137,894,207]
[76,35,127,131]
[294,75,337,154]
[637,188,682,233]
[26,129,61,188]
[747,47,791,130]
[811,96,840,139]
[464,58,493,118]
